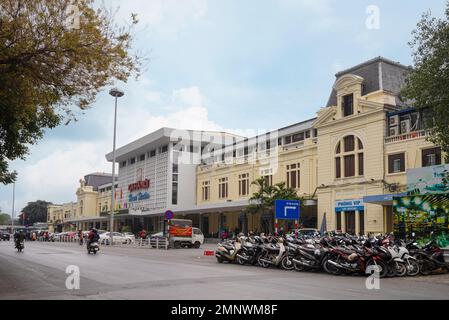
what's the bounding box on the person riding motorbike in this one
[14,230,25,249]
[87,229,99,249]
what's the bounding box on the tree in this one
[402,2,449,162]
[0,213,11,225]
[247,177,301,234]
[20,200,52,225]
[0,0,141,184]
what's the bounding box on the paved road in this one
[0,241,448,300]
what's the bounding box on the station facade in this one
[48,57,447,236]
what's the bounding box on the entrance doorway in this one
[345,211,356,234]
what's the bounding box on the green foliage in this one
[21,200,53,225]
[121,225,131,233]
[247,177,301,216]
[0,213,11,225]
[402,2,449,162]
[0,0,141,184]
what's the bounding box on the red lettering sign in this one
[128,179,150,192]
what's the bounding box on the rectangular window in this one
[139,154,145,162]
[313,129,318,137]
[305,130,311,139]
[121,161,127,168]
[202,181,210,201]
[342,94,354,117]
[130,158,136,165]
[172,183,178,205]
[238,173,250,197]
[292,132,305,143]
[219,178,228,199]
[286,164,300,189]
[335,157,341,179]
[388,153,406,173]
[422,147,442,167]
[160,145,168,153]
[150,150,156,158]
[263,175,273,187]
[285,136,292,145]
[358,153,364,176]
[344,155,355,177]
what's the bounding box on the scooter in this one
[87,242,100,255]
[216,239,242,263]
[258,238,293,270]
[15,241,24,253]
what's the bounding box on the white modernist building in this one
[104,128,242,232]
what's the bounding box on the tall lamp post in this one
[109,87,124,246]
[11,181,15,234]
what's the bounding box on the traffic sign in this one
[164,210,174,220]
[275,200,300,220]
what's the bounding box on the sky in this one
[0,0,447,217]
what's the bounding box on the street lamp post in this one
[11,182,15,234]
[109,87,124,246]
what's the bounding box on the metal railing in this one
[385,129,430,144]
[46,236,169,250]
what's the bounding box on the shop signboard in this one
[335,199,364,213]
[407,164,449,195]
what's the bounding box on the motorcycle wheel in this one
[258,254,270,268]
[281,256,294,271]
[216,257,224,264]
[395,261,407,277]
[294,260,307,272]
[366,260,388,278]
[236,255,247,266]
[420,260,433,276]
[386,263,397,278]
[323,258,342,276]
[406,259,420,277]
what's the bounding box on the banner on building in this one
[407,164,449,195]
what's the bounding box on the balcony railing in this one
[385,129,431,144]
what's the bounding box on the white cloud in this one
[104,0,208,36]
[173,86,204,107]
[0,85,225,212]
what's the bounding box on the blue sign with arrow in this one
[275,200,301,220]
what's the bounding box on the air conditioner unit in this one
[401,119,411,134]
[390,115,399,126]
[389,127,400,136]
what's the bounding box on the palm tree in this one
[247,178,301,234]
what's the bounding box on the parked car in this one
[100,232,129,245]
[297,228,320,237]
[0,231,11,241]
[123,232,135,243]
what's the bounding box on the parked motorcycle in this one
[216,239,242,263]
[324,240,388,278]
[292,238,330,272]
[236,236,264,266]
[258,237,293,270]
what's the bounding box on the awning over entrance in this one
[363,193,408,206]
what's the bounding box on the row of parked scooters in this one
[215,232,449,277]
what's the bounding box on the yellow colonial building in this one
[47,173,117,232]
[194,57,446,236]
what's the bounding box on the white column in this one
[341,211,346,233]
[355,211,360,236]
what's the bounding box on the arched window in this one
[335,136,364,178]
